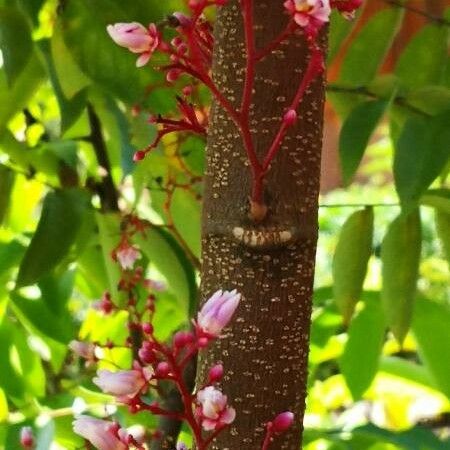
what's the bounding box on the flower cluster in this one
[71,287,241,449]
[65,211,295,449]
[105,0,363,220]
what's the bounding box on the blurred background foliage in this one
[0,0,449,448]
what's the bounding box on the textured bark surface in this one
[197,2,327,449]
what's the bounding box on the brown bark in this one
[197,2,327,449]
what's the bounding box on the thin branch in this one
[0,162,59,190]
[319,202,400,208]
[383,0,450,27]
[326,84,431,117]
[87,103,120,212]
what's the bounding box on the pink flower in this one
[107,22,160,67]
[69,340,96,360]
[284,0,331,36]
[196,386,236,431]
[115,243,140,270]
[93,368,153,400]
[73,416,127,450]
[197,289,241,336]
[20,427,34,449]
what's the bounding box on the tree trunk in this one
[197,2,327,449]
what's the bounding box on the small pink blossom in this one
[197,289,241,336]
[69,340,96,361]
[196,386,236,431]
[284,0,331,37]
[115,243,141,270]
[93,367,153,400]
[107,22,160,67]
[73,416,127,450]
[144,278,167,292]
[20,427,34,449]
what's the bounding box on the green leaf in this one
[171,189,201,259]
[328,9,357,64]
[38,39,87,134]
[339,8,403,86]
[413,298,450,399]
[421,188,450,214]
[12,325,46,397]
[0,165,14,225]
[0,7,33,85]
[352,423,450,450]
[51,23,91,99]
[436,210,450,264]
[394,110,450,209]
[395,25,448,90]
[15,0,45,24]
[407,86,450,116]
[90,93,135,178]
[339,100,387,184]
[381,210,422,344]
[0,52,45,133]
[10,291,75,344]
[0,320,25,399]
[379,356,438,390]
[332,208,374,323]
[16,189,90,287]
[95,212,125,304]
[134,226,198,316]
[340,294,385,400]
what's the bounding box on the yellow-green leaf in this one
[436,210,450,265]
[381,210,422,345]
[332,208,374,323]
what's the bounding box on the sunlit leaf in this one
[0,52,45,133]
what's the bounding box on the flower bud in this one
[20,427,34,449]
[133,150,146,162]
[156,362,170,377]
[142,323,153,334]
[272,411,294,433]
[208,364,224,383]
[283,109,297,126]
[167,69,182,83]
